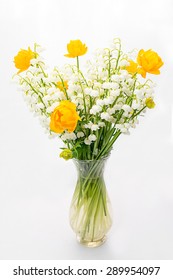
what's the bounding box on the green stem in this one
[115,44,121,71]
[96,130,121,160]
[81,182,101,240]
[77,56,79,71]
[108,50,111,81]
[79,70,88,86]
[39,63,48,78]
[130,106,147,120]
[92,130,99,159]
[78,80,88,122]
[54,69,69,100]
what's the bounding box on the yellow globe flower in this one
[137,49,164,78]
[145,97,155,109]
[64,40,87,58]
[14,47,35,74]
[50,100,81,133]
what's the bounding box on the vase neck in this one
[73,157,108,179]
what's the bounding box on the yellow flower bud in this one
[125,60,138,74]
[145,98,155,109]
[59,149,73,160]
[57,81,68,92]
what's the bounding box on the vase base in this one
[77,235,106,248]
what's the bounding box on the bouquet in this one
[13,39,163,246]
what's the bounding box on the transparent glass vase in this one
[69,156,112,247]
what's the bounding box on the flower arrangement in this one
[13,39,163,246]
[13,39,163,161]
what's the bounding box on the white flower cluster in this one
[15,40,155,153]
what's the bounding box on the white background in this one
[0,0,173,260]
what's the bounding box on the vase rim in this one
[73,154,110,163]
